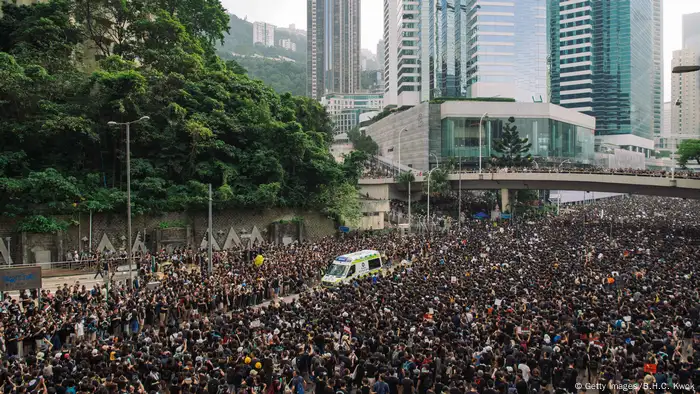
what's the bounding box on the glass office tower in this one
[550,0,660,142]
[424,0,548,102]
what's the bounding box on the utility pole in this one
[208,184,213,274]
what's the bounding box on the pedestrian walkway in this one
[4,270,130,297]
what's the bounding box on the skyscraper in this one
[671,49,700,136]
[651,0,663,139]
[463,0,548,101]
[549,0,660,156]
[383,0,548,106]
[683,12,700,54]
[376,39,385,81]
[680,12,700,138]
[382,0,398,107]
[396,0,422,106]
[307,0,361,100]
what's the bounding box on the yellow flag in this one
[655,293,660,303]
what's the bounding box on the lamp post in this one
[478,113,489,173]
[558,159,572,171]
[5,237,11,266]
[426,153,440,232]
[531,159,541,201]
[671,65,700,179]
[398,128,406,177]
[107,116,150,289]
[397,128,411,230]
[458,152,462,231]
[555,159,572,215]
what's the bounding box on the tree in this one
[491,117,532,168]
[396,171,415,187]
[677,139,700,168]
[427,167,450,197]
[317,182,362,227]
[0,0,352,219]
[347,127,379,156]
[342,150,370,183]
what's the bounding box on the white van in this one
[321,250,384,286]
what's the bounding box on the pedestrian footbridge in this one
[359,172,700,200]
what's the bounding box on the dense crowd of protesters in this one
[363,164,394,179]
[1,196,699,394]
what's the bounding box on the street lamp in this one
[396,128,411,230]
[479,113,489,173]
[558,159,572,171]
[397,128,407,177]
[672,65,700,73]
[555,159,571,216]
[426,153,440,232]
[107,116,150,288]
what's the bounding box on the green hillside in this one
[234,57,306,96]
[217,14,307,95]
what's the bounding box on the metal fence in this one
[1,258,130,278]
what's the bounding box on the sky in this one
[222,0,700,102]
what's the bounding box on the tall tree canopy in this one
[0,0,363,223]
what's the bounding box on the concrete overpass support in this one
[501,189,510,213]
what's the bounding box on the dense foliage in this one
[491,117,532,168]
[427,158,455,197]
[347,127,379,156]
[677,139,700,168]
[0,0,363,224]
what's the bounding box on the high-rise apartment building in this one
[253,22,276,47]
[377,40,385,83]
[279,39,297,52]
[683,12,700,54]
[307,0,361,100]
[679,12,700,138]
[671,49,700,136]
[383,0,398,107]
[549,0,660,156]
[396,0,422,106]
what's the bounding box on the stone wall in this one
[0,209,336,265]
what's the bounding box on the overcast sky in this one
[222,0,700,102]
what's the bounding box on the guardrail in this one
[1,258,135,277]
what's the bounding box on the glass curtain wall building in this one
[549,0,660,143]
[440,116,595,165]
[427,0,547,101]
[384,0,547,106]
